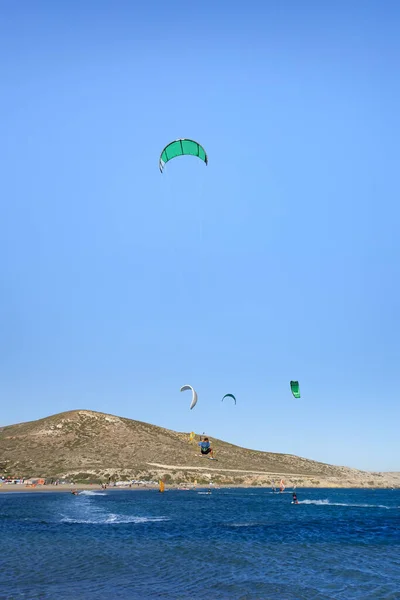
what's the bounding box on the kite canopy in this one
[222,393,236,405]
[180,384,198,410]
[159,139,208,173]
[290,381,300,399]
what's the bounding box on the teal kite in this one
[159,139,208,173]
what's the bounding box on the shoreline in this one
[0,483,397,494]
[0,484,157,493]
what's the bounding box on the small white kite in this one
[180,385,198,410]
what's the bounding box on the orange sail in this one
[159,480,165,493]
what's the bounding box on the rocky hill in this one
[0,410,397,487]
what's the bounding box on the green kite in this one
[159,139,208,173]
[290,381,300,399]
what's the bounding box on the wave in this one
[105,514,169,524]
[298,499,395,509]
[227,522,261,528]
[61,513,169,525]
[79,491,107,496]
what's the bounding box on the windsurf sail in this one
[280,479,285,492]
[159,480,165,493]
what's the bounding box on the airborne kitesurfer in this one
[198,436,214,459]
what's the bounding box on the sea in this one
[0,488,399,599]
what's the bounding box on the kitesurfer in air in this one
[198,436,214,459]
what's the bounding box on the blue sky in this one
[1,0,399,471]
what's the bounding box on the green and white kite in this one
[159,139,208,173]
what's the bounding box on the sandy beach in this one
[1,476,399,493]
[0,484,159,493]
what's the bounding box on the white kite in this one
[180,385,198,410]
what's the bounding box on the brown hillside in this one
[0,410,395,487]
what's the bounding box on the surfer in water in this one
[198,436,214,459]
[292,491,298,504]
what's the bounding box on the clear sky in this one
[1,0,399,471]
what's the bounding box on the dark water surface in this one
[0,488,399,599]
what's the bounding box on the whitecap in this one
[105,514,169,524]
[298,499,393,509]
[61,513,169,525]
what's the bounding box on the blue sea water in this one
[0,488,399,599]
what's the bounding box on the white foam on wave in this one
[61,516,103,524]
[298,499,394,509]
[61,513,169,525]
[79,491,107,496]
[105,514,169,524]
[61,493,169,524]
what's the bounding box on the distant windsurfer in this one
[198,436,214,459]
